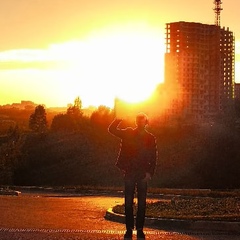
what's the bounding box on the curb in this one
[0,190,21,196]
[105,207,240,233]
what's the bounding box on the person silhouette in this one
[108,112,157,240]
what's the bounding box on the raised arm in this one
[108,118,124,138]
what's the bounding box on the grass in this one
[112,196,240,222]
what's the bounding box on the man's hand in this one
[142,172,151,182]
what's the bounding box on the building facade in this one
[235,83,240,100]
[164,21,235,123]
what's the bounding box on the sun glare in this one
[49,24,165,107]
[0,24,165,108]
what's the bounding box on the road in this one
[0,192,239,240]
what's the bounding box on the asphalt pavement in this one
[0,192,239,240]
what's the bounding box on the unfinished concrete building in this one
[235,83,240,100]
[164,21,235,123]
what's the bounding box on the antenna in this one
[214,0,223,26]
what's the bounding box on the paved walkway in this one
[0,192,239,239]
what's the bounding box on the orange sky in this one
[0,0,239,107]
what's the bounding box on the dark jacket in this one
[108,119,157,178]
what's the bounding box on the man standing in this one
[108,113,157,240]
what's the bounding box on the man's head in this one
[135,112,148,129]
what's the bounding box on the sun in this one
[51,24,165,108]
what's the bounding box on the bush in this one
[0,129,26,185]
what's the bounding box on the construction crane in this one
[214,0,223,26]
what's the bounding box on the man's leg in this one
[124,179,136,231]
[136,180,147,231]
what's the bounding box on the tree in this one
[0,129,26,185]
[90,105,114,128]
[67,97,83,117]
[51,113,74,132]
[29,105,48,133]
[51,97,84,132]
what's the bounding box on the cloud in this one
[0,61,67,70]
[0,49,49,62]
[0,48,68,69]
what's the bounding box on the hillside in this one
[14,128,123,187]
[11,123,240,189]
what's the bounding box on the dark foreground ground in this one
[0,191,239,240]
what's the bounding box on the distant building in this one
[1,100,37,110]
[164,21,235,123]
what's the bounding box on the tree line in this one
[28,97,114,133]
[1,97,240,188]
